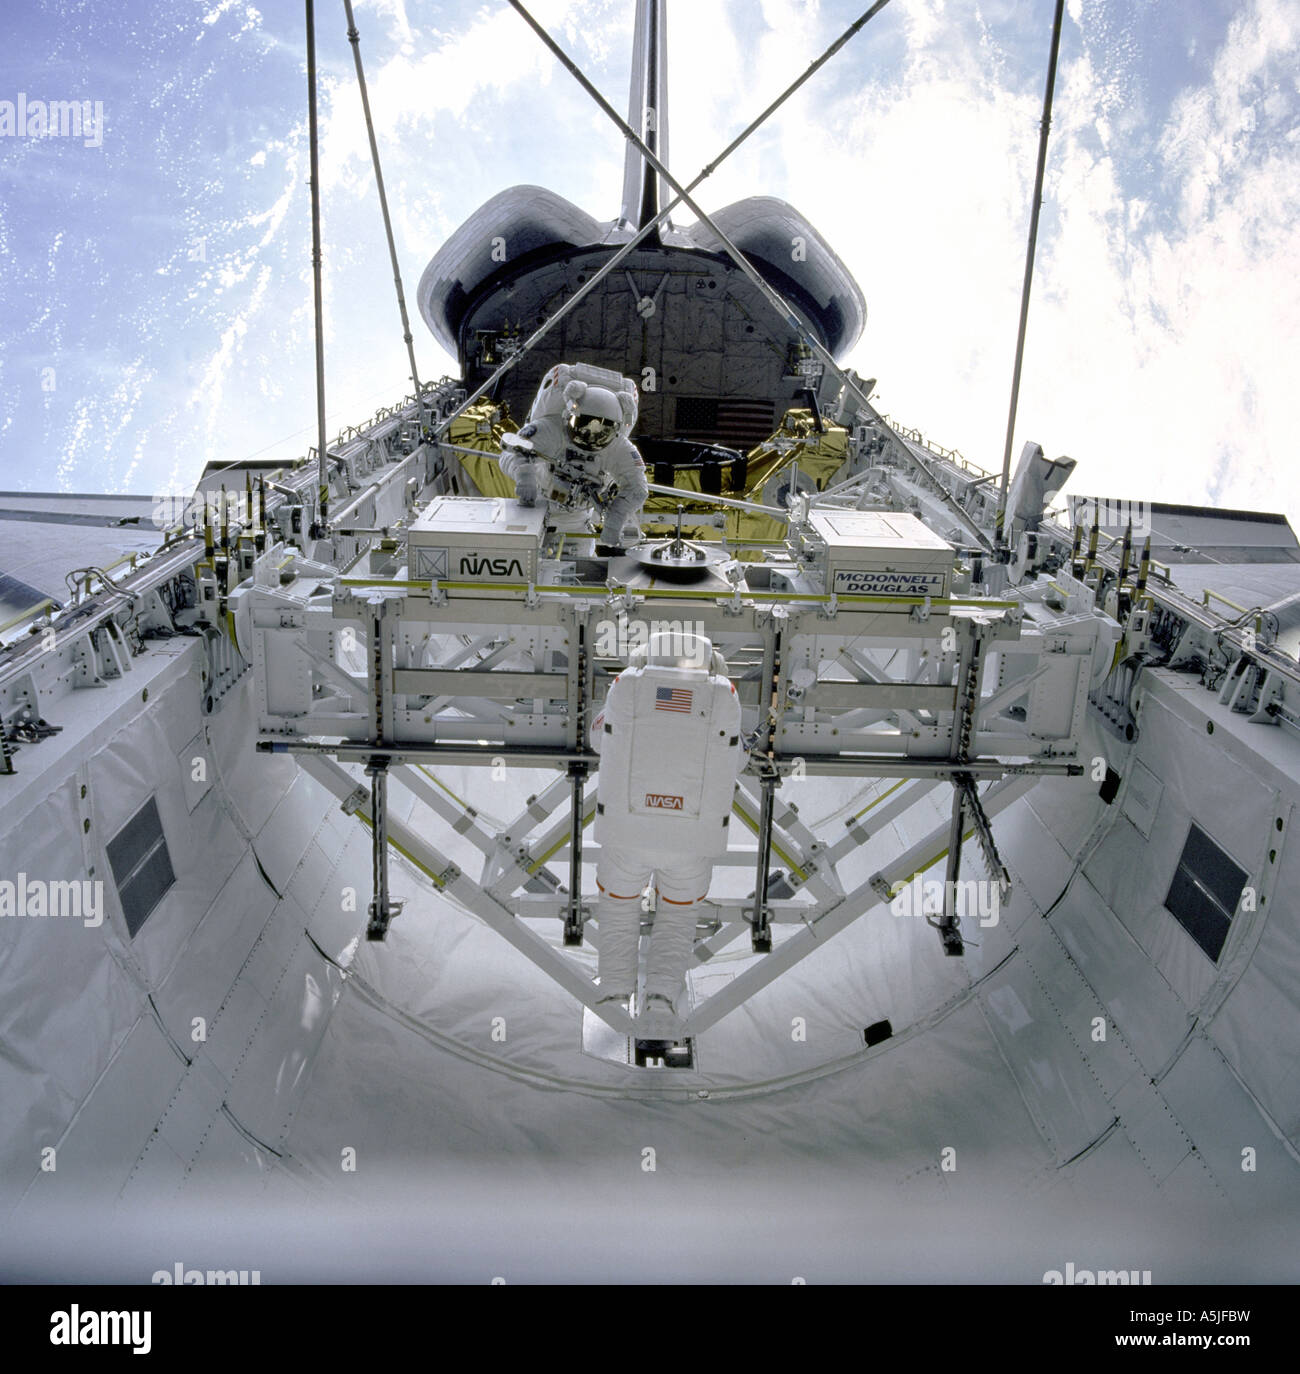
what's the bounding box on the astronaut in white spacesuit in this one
[589,629,746,1036]
[499,364,648,554]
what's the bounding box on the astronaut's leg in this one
[641,856,713,1014]
[594,848,651,1004]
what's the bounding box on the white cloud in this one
[18,0,1298,532]
[751,0,1300,526]
[1017,0,1300,520]
[292,0,1300,528]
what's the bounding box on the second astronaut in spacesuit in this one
[499,366,648,554]
[589,629,746,1036]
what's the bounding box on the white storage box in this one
[803,511,954,597]
[407,496,545,584]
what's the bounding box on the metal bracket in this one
[564,759,589,946]
[365,759,404,941]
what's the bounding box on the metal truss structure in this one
[4,370,1299,1053]
[6,0,1300,1062]
[233,469,1113,1039]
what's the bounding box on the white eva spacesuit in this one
[499,362,648,551]
[590,630,745,1033]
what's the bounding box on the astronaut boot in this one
[594,985,633,1011]
[637,992,683,1041]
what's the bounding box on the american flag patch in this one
[655,686,693,713]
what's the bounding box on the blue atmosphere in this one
[0,0,1296,523]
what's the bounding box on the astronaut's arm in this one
[500,425,553,504]
[499,428,537,477]
[589,675,623,751]
[596,442,649,543]
[602,442,649,503]
[718,681,754,774]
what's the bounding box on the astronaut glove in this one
[512,462,540,507]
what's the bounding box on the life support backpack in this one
[593,662,743,859]
[529,362,639,432]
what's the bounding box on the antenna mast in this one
[344,0,424,402]
[994,0,1066,551]
[306,0,329,533]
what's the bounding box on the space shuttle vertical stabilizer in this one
[619,0,671,237]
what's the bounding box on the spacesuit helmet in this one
[565,385,622,452]
[630,629,723,674]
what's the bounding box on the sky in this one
[0,0,1297,527]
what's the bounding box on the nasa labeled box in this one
[408,496,545,584]
[804,511,954,598]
